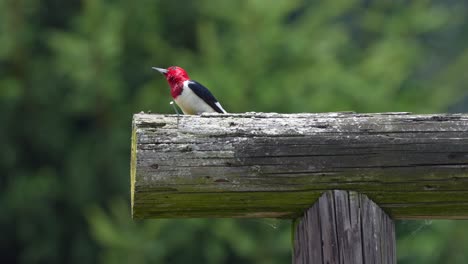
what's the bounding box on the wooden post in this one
[130,112,468,262]
[131,112,468,219]
[293,190,396,264]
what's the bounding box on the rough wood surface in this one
[293,190,396,264]
[131,112,468,219]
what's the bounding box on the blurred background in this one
[1,0,468,263]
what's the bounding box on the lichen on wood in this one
[131,112,468,219]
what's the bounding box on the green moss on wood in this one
[131,113,468,219]
[130,127,137,217]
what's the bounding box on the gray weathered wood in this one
[293,190,396,264]
[131,112,468,219]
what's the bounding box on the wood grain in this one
[293,190,396,264]
[131,112,468,219]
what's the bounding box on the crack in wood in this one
[131,113,468,219]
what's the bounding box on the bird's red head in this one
[153,66,190,98]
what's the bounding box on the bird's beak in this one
[152,67,168,74]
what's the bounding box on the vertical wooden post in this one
[293,190,396,264]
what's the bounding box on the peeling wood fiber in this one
[131,112,468,219]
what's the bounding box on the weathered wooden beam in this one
[131,112,468,219]
[293,190,396,264]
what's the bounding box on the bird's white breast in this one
[174,81,218,115]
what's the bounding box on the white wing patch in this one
[215,102,227,113]
[174,81,217,115]
[174,80,227,115]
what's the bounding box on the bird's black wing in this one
[188,81,226,113]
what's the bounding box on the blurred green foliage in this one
[1,0,467,263]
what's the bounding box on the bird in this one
[153,66,227,115]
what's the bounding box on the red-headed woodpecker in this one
[153,66,227,115]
